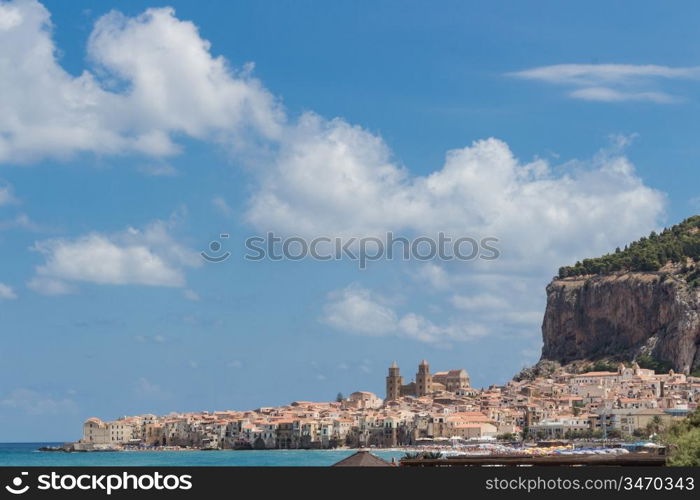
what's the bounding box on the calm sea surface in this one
[0,443,405,466]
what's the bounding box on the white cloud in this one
[0,181,17,205]
[0,3,666,277]
[510,64,700,85]
[183,289,200,301]
[212,196,233,217]
[247,113,410,238]
[0,0,283,163]
[0,388,77,415]
[0,282,17,299]
[247,116,664,274]
[569,87,676,103]
[323,285,398,336]
[502,310,542,326]
[438,271,548,342]
[0,1,22,30]
[509,63,700,103]
[451,293,508,311]
[28,219,200,293]
[134,377,167,398]
[414,263,451,290]
[245,108,663,346]
[27,276,74,295]
[322,285,487,343]
[0,213,45,232]
[397,313,487,343]
[0,2,670,348]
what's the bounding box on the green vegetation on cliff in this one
[635,354,674,373]
[558,215,700,279]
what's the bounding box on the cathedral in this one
[385,360,470,400]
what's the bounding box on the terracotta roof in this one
[332,451,393,467]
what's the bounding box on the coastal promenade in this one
[400,453,667,467]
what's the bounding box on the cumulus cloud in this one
[2,2,669,347]
[247,115,664,274]
[1,3,666,276]
[0,282,17,299]
[28,219,200,293]
[322,285,398,335]
[0,0,283,163]
[322,285,487,343]
[0,388,77,415]
[509,63,700,102]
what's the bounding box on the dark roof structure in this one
[331,450,394,467]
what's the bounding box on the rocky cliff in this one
[540,270,700,374]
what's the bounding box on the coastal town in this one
[74,360,700,451]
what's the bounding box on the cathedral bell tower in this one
[416,359,432,397]
[385,361,403,401]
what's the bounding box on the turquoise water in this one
[0,443,405,466]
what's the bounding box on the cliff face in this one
[541,272,700,373]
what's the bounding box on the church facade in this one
[385,360,470,400]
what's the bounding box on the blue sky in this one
[0,0,698,441]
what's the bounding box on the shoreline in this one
[36,449,483,455]
[39,440,644,455]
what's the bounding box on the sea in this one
[0,443,406,467]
